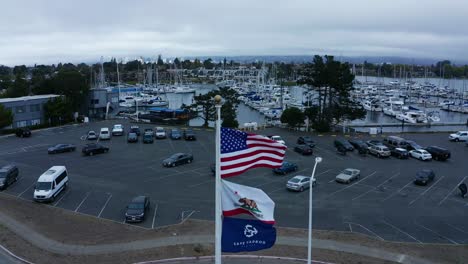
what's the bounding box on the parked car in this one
[170,129,182,140]
[155,127,166,139]
[366,140,384,148]
[87,130,97,140]
[414,169,435,186]
[405,140,423,151]
[294,145,313,155]
[335,168,361,184]
[334,138,354,151]
[183,129,196,140]
[297,136,316,148]
[82,143,109,156]
[409,149,432,161]
[368,145,391,158]
[162,153,193,167]
[286,175,315,192]
[48,144,76,154]
[33,166,68,203]
[125,196,150,223]
[383,136,408,150]
[112,124,124,136]
[425,146,450,161]
[127,132,138,143]
[273,162,298,175]
[449,131,468,142]
[391,148,409,159]
[15,128,31,137]
[143,132,154,144]
[130,125,141,136]
[269,135,286,145]
[349,139,369,154]
[99,127,111,140]
[144,128,154,137]
[0,165,19,191]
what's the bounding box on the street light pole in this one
[308,156,322,264]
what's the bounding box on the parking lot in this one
[1,120,467,244]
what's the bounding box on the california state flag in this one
[221,180,275,224]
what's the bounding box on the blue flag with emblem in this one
[222,217,276,252]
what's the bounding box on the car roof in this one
[131,196,147,203]
[344,168,358,172]
[291,175,308,180]
[395,148,406,151]
[38,166,66,182]
[100,127,109,131]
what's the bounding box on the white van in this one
[33,166,69,202]
[99,127,111,140]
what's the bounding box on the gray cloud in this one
[1,0,467,65]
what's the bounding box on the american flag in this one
[220,128,287,178]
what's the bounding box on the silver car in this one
[368,145,391,158]
[286,175,316,192]
[335,168,361,184]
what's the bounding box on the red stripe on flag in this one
[223,208,275,225]
[221,149,285,162]
[221,156,284,170]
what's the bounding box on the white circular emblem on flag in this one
[244,224,258,238]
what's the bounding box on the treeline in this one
[357,60,468,79]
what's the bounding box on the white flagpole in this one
[308,156,322,264]
[214,95,222,264]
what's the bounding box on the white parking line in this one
[438,176,468,206]
[74,192,91,212]
[446,223,468,236]
[408,176,446,206]
[414,222,458,244]
[352,172,400,201]
[53,189,70,207]
[344,221,384,241]
[17,182,36,197]
[381,220,422,243]
[97,193,113,218]
[152,204,158,229]
[325,171,378,198]
[188,179,213,188]
[381,180,414,202]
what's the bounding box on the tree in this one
[0,104,13,128]
[280,107,304,128]
[43,97,72,126]
[298,55,365,132]
[52,70,89,113]
[174,58,181,68]
[221,101,239,128]
[157,55,164,66]
[6,74,29,97]
[203,58,214,69]
[190,87,240,127]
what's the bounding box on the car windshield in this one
[36,182,52,191]
[157,128,164,132]
[290,178,301,183]
[343,170,353,175]
[114,125,122,129]
[303,137,312,142]
[128,203,144,209]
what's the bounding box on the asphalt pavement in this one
[0,120,467,245]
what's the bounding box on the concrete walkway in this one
[0,211,432,264]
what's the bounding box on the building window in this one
[16,106,26,113]
[16,121,27,127]
[31,119,41,126]
[90,99,99,105]
[30,104,40,112]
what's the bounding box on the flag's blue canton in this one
[221,128,248,154]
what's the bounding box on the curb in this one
[134,255,334,264]
[0,244,35,264]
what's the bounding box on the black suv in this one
[349,139,369,154]
[127,132,138,143]
[425,146,450,161]
[0,165,19,190]
[130,126,141,136]
[16,128,31,137]
[334,138,354,151]
[297,136,316,148]
[82,143,109,156]
[125,196,150,223]
[391,148,409,159]
[183,129,196,140]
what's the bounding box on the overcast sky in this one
[1,0,468,66]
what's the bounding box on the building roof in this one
[0,94,61,104]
